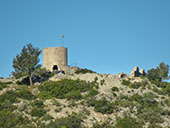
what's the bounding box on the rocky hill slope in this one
[0,68,170,128]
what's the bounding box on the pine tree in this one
[12,43,41,85]
[146,62,169,82]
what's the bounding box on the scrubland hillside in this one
[1,68,170,128]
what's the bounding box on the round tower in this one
[43,47,68,71]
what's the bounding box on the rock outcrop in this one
[130,66,145,77]
[139,69,145,76]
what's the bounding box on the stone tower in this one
[43,47,68,71]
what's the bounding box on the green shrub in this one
[31,100,44,108]
[137,97,165,124]
[88,98,114,114]
[135,92,164,124]
[0,91,19,112]
[117,99,133,108]
[129,82,142,89]
[46,113,83,128]
[111,87,119,92]
[0,91,33,127]
[115,116,142,128]
[42,114,54,121]
[88,88,99,97]
[53,100,61,107]
[0,81,12,90]
[17,87,36,100]
[65,91,82,100]
[31,107,46,117]
[137,105,164,124]
[148,124,163,128]
[162,83,170,96]
[94,77,98,83]
[118,94,129,100]
[128,93,142,102]
[75,68,96,74]
[37,91,53,100]
[0,100,16,111]
[164,99,170,107]
[55,107,62,112]
[0,108,31,128]
[112,92,117,97]
[0,81,8,90]
[38,79,97,100]
[124,80,148,89]
[100,79,105,85]
[129,92,157,105]
[92,120,115,128]
[126,92,164,124]
[2,81,12,84]
[121,80,130,86]
[0,91,18,104]
[142,92,157,102]
[152,87,164,95]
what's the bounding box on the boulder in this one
[130,66,146,77]
[130,66,140,77]
[140,69,145,76]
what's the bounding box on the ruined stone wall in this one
[43,47,68,71]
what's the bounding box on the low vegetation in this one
[31,107,46,117]
[1,58,170,127]
[0,109,32,128]
[17,87,36,100]
[0,81,12,90]
[38,79,98,100]
[75,68,96,74]
[88,98,115,114]
[0,90,34,127]
[115,116,143,128]
[43,113,83,128]
[121,79,148,89]
[92,120,115,128]
[111,86,119,92]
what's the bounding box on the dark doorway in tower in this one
[52,65,58,71]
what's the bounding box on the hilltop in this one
[0,67,170,128]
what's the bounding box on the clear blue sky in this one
[0,0,170,78]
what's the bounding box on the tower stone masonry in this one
[43,47,68,71]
